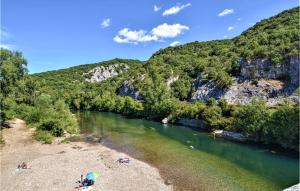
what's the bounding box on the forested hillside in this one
[2,7,299,150]
[33,7,299,101]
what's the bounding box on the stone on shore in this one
[283,183,299,191]
[213,130,246,141]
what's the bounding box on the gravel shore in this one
[0,119,172,191]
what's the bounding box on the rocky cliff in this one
[83,63,129,82]
[240,55,299,86]
[118,80,143,101]
[191,55,299,105]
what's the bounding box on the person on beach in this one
[76,175,94,189]
[117,157,130,164]
[17,162,30,170]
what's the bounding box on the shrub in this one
[38,119,64,137]
[269,104,299,150]
[0,97,17,123]
[234,99,271,141]
[202,105,222,129]
[24,107,43,124]
[33,130,53,144]
[171,77,191,100]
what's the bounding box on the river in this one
[76,111,299,191]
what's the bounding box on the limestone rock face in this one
[190,77,225,102]
[118,80,143,101]
[83,63,129,82]
[288,55,300,86]
[240,54,299,86]
[224,78,286,106]
[191,55,299,106]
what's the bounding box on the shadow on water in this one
[75,111,299,191]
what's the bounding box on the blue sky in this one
[1,0,298,73]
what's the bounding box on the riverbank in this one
[0,118,172,191]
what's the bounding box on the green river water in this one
[76,111,299,191]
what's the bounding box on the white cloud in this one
[162,3,191,16]
[0,29,14,50]
[223,35,228,38]
[237,18,241,21]
[113,28,157,44]
[154,5,161,12]
[0,29,11,39]
[218,9,234,17]
[114,23,189,44]
[101,18,111,28]
[151,23,189,38]
[170,41,180,47]
[0,44,14,50]
[228,26,234,31]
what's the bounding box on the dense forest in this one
[1,7,299,150]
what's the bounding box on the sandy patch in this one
[0,119,172,191]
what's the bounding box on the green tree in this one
[234,99,271,141]
[269,104,299,150]
[202,105,222,129]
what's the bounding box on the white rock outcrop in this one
[83,63,129,82]
[166,75,179,89]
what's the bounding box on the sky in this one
[1,0,298,73]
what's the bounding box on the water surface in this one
[77,111,299,191]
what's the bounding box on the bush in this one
[171,77,191,100]
[24,107,43,124]
[16,95,79,136]
[33,130,53,144]
[269,104,299,150]
[202,105,222,129]
[0,97,17,123]
[234,99,271,141]
[38,119,64,137]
